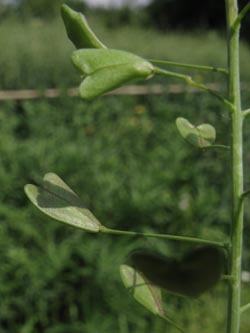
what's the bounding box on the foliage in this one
[1,4,250,332]
[145,0,250,41]
[24,3,250,333]
[0,92,241,332]
[16,0,87,19]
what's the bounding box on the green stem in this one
[240,302,250,314]
[242,189,250,198]
[226,1,244,333]
[154,67,234,111]
[149,58,228,75]
[242,108,250,118]
[222,274,234,281]
[201,144,230,150]
[100,227,227,248]
[233,2,250,29]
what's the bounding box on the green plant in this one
[24,2,250,332]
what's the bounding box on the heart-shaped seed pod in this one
[129,246,225,297]
[176,117,216,148]
[24,173,102,232]
[72,49,154,99]
[178,246,225,297]
[61,4,106,49]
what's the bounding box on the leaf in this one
[120,265,184,332]
[129,246,225,297]
[24,173,101,232]
[176,117,216,148]
[61,4,106,49]
[72,49,154,100]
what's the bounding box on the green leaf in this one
[61,4,106,49]
[72,49,154,99]
[24,173,101,232]
[129,246,225,297]
[176,117,216,148]
[120,265,184,332]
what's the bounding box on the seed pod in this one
[130,250,180,293]
[24,173,102,232]
[176,117,216,148]
[61,4,106,49]
[129,246,225,297]
[178,246,225,297]
[72,49,154,99]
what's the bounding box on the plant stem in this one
[242,108,250,118]
[201,144,230,150]
[100,227,227,248]
[226,1,244,333]
[154,67,234,111]
[240,302,250,314]
[242,189,250,198]
[233,2,250,30]
[148,59,228,75]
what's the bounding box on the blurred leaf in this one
[176,117,216,148]
[129,246,225,297]
[72,49,154,99]
[61,4,106,49]
[24,172,101,232]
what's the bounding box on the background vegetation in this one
[1,1,250,332]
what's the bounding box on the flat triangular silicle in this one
[71,49,153,75]
[176,117,216,148]
[120,264,184,332]
[79,62,152,99]
[178,246,225,297]
[120,264,164,317]
[61,4,106,49]
[24,173,101,232]
[128,246,225,298]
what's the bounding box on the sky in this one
[84,0,151,7]
[2,0,151,8]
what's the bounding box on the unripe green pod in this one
[176,117,216,148]
[24,173,101,232]
[129,246,225,297]
[72,49,154,100]
[61,4,106,49]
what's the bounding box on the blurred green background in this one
[1,0,250,332]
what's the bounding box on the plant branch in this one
[222,274,234,281]
[242,108,250,118]
[148,59,228,75]
[233,2,250,29]
[240,302,250,313]
[201,144,230,150]
[154,67,234,111]
[100,227,228,249]
[242,189,250,198]
[226,1,244,333]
